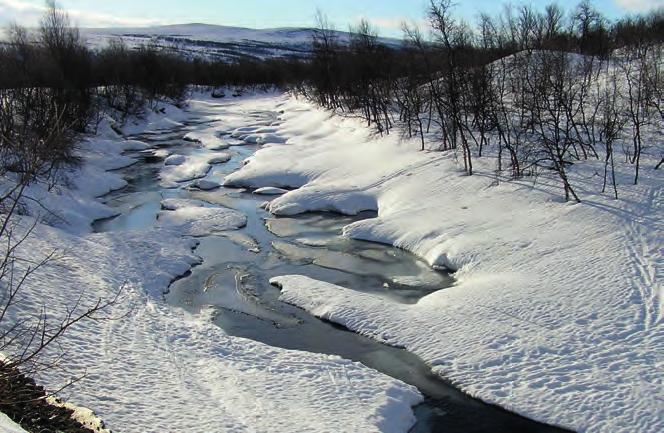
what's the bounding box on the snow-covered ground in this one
[0,412,26,433]
[78,23,401,62]
[0,93,423,433]
[227,95,664,433]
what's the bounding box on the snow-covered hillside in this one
[81,23,400,61]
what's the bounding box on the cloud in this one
[613,0,664,12]
[0,0,163,27]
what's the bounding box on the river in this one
[93,97,570,433]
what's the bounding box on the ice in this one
[157,204,247,236]
[271,241,448,292]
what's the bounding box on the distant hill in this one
[81,23,402,61]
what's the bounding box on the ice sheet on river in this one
[157,201,247,236]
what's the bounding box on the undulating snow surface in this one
[0,93,423,433]
[228,95,664,433]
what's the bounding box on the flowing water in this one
[93,102,570,433]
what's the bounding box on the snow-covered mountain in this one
[81,23,401,61]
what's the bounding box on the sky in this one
[0,0,662,37]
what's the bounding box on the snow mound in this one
[192,178,221,190]
[157,204,247,236]
[160,155,211,187]
[164,154,186,166]
[121,140,150,151]
[254,187,289,195]
[184,130,230,150]
[160,198,207,211]
[208,153,232,164]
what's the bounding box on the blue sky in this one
[1,0,662,37]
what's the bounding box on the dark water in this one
[93,105,571,433]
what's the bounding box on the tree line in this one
[305,1,663,201]
[0,0,662,204]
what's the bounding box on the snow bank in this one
[0,412,27,433]
[0,125,141,234]
[231,96,664,433]
[230,125,286,145]
[159,154,211,187]
[160,197,207,210]
[183,130,230,150]
[120,103,187,135]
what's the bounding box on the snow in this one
[78,24,401,62]
[159,154,211,187]
[164,154,186,166]
[192,178,221,190]
[229,94,664,433]
[0,123,137,234]
[157,202,247,236]
[254,187,289,195]
[4,219,421,433]
[0,412,27,433]
[183,130,230,150]
[208,153,232,164]
[46,397,111,433]
[160,197,207,211]
[0,92,425,433]
[128,104,188,135]
[121,140,150,151]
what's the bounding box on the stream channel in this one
[93,99,570,433]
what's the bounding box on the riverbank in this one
[0,92,423,432]
[227,95,663,433]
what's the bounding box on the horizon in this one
[1,0,663,38]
